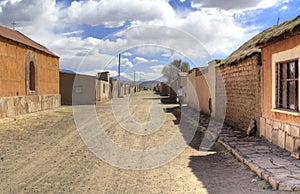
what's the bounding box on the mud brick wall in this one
[0,94,60,118]
[218,54,262,131]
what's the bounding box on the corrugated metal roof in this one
[0,25,59,58]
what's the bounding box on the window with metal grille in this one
[276,59,299,111]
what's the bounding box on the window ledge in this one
[271,109,300,116]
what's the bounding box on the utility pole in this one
[118,53,121,97]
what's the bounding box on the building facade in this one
[259,16,300,154]
[0,25,60,118]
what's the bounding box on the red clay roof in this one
[0,25,59,58]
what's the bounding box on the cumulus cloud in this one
[280,5,288,10]
[122,52,133,57]
[151,64,165,73]
[134,57,149,63]
[191,0,280,10]
[0,0,286,76]
[121,58,134,68]
[64,0,174,27]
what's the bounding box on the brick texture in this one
[218,54,262,131]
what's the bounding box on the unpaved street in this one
[0,91,276,193]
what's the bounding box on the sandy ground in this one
[0,91,279,193]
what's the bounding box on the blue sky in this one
[0,0,299,81]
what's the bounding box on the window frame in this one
[275,59,299,112]
[29,61,36,91]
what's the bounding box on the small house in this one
[60,71,111,105]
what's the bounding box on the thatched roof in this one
[221,15,300,66]
[0,25,59,58]
[256,15,300,46]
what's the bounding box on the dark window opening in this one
[29,62,35,91]
[276,59,299,112]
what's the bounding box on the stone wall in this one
[0,94,60,118]
[260,117,300,153]
[218,54,262,131]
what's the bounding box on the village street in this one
[0,91,279,193]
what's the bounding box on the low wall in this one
[0,94,61,118]
[260,117,300,153]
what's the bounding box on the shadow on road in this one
[158,93,273,193]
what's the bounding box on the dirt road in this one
[0,91,277,193]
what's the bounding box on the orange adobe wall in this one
[0,36,59,97]
[261,33,300,126]
[260,33,300,153]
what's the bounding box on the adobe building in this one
[258,15,300,154]
[0,25,60,118]
[96,71,111,103]
[60,71,96,105]
[218,29,263,131]
[60,71,111,105]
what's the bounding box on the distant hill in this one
[112,75,133,83]
[154,75,168,83]
[60,69,76,74]
[140,80,160,90]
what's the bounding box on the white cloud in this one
[121,58,134,68]
[62,30,84,36]
[122,52,133,57]
[134,56,149,63]
[120,72,133,80]
[280,5,288,10]
[0,0,286,75]
[191,0,280,10]
[151,64,165,73]
[64,0,174,27]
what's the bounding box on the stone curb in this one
[217,139,279,190]
[217,138,300,191]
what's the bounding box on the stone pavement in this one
[197,113,300,191]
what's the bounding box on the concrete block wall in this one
[260,117,300,153]
[0,94,60,118]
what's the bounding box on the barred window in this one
[276,59,299,111]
